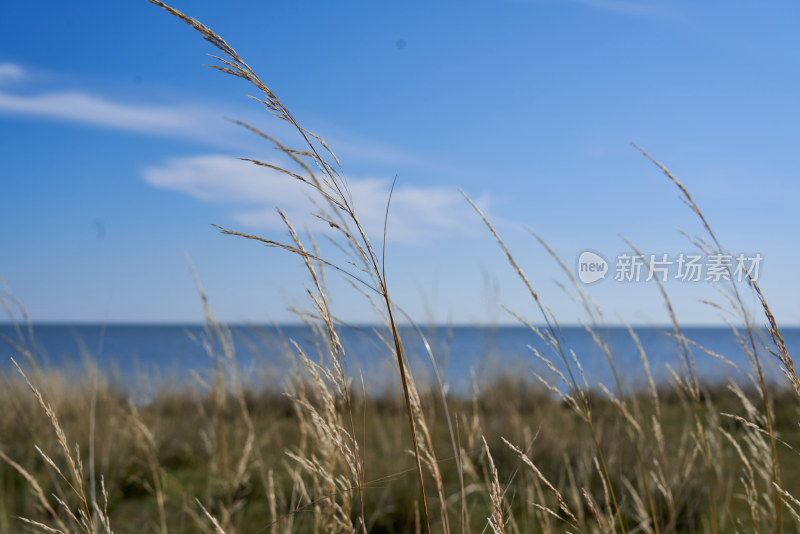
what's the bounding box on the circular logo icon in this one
[577,250,608,284]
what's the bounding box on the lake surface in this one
[1,324,797,395]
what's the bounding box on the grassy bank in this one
[3,361,800,533]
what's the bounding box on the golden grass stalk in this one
[145,1,432,528]
[2,358,113,533]
[634,143,792,533]
[462,191,628,532]
[482,437,504,534]
[502,438,579,527]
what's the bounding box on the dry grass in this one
[2,1,800,532]
[3,351,800,532]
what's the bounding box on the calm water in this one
[1,324,798,395]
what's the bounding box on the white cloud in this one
[0,77,431,167]
[330,136,430,168]
[0,89,231,141]
[142,155,485,243]
[1,64,482,221]
[0,63,466,180]
[0,63,25,83]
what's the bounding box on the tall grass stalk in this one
[144,0,435,530]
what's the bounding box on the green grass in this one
[3,371,800,533]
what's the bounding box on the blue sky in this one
[1,0,799,325]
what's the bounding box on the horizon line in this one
[1,321,795,329]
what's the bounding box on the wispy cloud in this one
[0,62,260,145]
[0,82,448,172]
[0,63,440,171]
[0,63,25,83]
[142,155,485,243]
[0,89,235,141]
[328,135,431,169]
[1,62,478,209]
